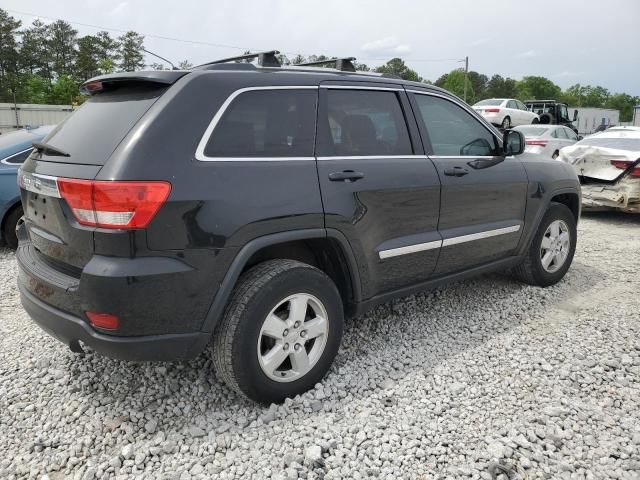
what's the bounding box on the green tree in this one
[118,31,144,71]
[18,19,50,79]
[606,93,639,122]
[49,74,77,104]
[466,71,488,101]
[485,74,518,98]
[290,54,306,65]
[48,20,78,77]
[0,9,21,100]
[438,69,475,102]
[178,60,193,69]
[375,58,422,82]
[95,31,120,73]
[75,35,101,80]
[515,76,561,101]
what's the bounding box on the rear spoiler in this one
[81,71,189,95]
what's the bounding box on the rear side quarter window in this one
[202,89,317,159]
[1,148,33,165]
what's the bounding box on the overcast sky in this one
[4,0,640,95]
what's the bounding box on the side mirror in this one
[573,110,578,121]
[503,130,525,156]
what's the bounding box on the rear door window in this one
[317,89,413,156]
[412,94,500,156]
[40,85,166,165]
[204,89,317,158]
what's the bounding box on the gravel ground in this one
[1,212,639,480]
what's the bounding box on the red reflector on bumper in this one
[86,311,119,330]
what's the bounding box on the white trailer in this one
[571,107,620,136]
[0,103,74,134]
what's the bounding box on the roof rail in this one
[194,50,281,69]
[295,57,357,72]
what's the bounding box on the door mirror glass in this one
[503,130,525,156]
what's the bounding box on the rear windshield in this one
[474,99,503,106]
[40,85,165,165]
[516,127,549,136]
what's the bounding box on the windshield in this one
[474,99,503,106]
[40,85,166,165]
[515,127,549,136]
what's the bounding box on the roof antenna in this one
[143,48,179,70]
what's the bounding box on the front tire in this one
[513,203,576,287]
[2,205,22,250]
[213,259,344,403]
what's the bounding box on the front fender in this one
[516,153,581,256]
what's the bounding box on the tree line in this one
[1,9,638,121]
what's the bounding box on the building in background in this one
[0,103,73,134]
[633,105,640,127]
[571,107,620,135]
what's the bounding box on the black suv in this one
[524,100,579,134]
[16,52,581,403]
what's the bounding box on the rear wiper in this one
[32,142,70,157]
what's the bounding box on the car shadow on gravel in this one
[581,210,640,226]
[62,257,603,418]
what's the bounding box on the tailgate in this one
[18,81,168,270]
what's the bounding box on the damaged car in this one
[559,126,640,213]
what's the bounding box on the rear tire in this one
[552,150,559,160]
[213,259,344,403]
[513,203,576,287]
[2,205,22,250]
[532,118,539,124]
[501,116,511,129]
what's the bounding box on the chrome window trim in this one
[317,155,428,161]
[195,86,319,162]
[378,224,521,259]
[1,147,33,166]
[18,171,61,198]
[405,89,503,147]
[320,85,403,92]
[441,225,521,247]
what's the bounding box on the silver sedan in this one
[512,125,580,159]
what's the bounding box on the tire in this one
[539,113,555,125]
[501,116,511,129]
[213,259,344,403]
[532,118,540,124]
[513,203,577,287]
[2,205,23,250]
[551,150,559,160]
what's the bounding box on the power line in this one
[5,8,464,64]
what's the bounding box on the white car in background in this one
[473,98,539,129]
[512,124,580,159]
[559,126,640,213]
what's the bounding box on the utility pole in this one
[463,56,469,103]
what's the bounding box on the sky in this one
[4,0,640,96]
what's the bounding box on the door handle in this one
[328,170,365,182]
[443,166,469,177]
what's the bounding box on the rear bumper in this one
[19,283,210,361]
[581,182,640,213]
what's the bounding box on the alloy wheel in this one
[257,293,329,382]
[540,220,571,273]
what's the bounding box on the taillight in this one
[526,140,548,147]
[57,179,171,229]
[86,311,119,330]
[485,108,500,113]
[611,160,640,177]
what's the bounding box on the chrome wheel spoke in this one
[550,221,560,238]
[261,314,286,339]
[540,235,552,250]
[303,316,328,340]
[558,231,570,245]
[290,348,311,374]
[541,250,554,270]
[261,344,289,374]
[288,295,309,324]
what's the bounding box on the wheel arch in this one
[0,198,22,241]
[200,228,361,333]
